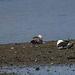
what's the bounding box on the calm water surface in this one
[0,0,75,44]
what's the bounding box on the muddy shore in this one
[0,40,75,66]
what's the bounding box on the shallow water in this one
[0,0,75,44]
[0,64,75,75]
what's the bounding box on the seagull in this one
[31,35,43,44]
[57,40,74,49]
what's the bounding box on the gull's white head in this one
[57,40,64,46]
[38,35,43,39]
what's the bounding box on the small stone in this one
[51,62,54,65]
[30,45,32,47]
[23,46,25,48]
[51,57,54,60]
[14,52,17,54]
[35,58,37,62]
[11,47,14,50]
[35,45,38,47]
[43,42,45,44]
[36,67,40,71]
[2,58,5,60]
[40,52,41,54]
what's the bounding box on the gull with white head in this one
[31,35,43,44]
[57,40,74,49]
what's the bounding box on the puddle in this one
[0,64,75,75]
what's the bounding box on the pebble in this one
[51,57,54,60]
[51,62,54,65]
[43,42,45,44]
[23,46,25,48]
[14,52,17,54]
[30,45,32,47]
[36,67,40,71]
[35,45,38,47]
[35,58,38,62]
[11,47,14,50]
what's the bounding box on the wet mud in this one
[0,40,75,66]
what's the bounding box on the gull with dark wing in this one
[31,35,43,44]
[57,40,74,49]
